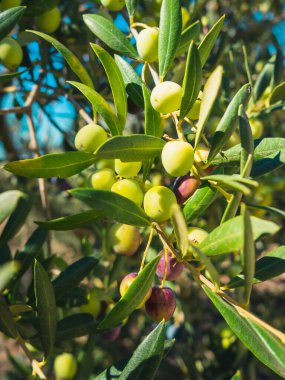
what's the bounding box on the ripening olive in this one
[54,353,77,380]
[0,37,23,69]
[150,81,183,114]
[156,251,184,281]
[143,185,177,222]
[111,178,144,205]
[145,286,176,322]
[100,0,125,11]
[136,27,159,62]
[114,159,142,178]
[0,0,21,10]
[161,141,194,177]
[74,124,107,154]
[35,7,61,34]
[90,168,116,191]
[109,223,141,256]
[173,175,200,204]
[120,272,152,308]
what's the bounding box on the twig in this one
[67,94,94,125]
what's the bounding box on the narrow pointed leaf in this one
[179,41,202,122]
[53,257,98,300]
[0,190,27,224]
[159,0,182,79]
[68,81,121,136]
[0,6,26,41]
[34,260,57,359]
[0,193,32,243]
[203,286,285,378]
[207,83,251,162]
[142,84,163,138]
[0,69,27,83]
[23,0,57,16]
[198,15,225,67]
[119,321,166,380]
[176,20,201,57]
[0,262,20,292]
[91,43,127,129]
[247,204,285,219]
[171,204,188,258]
[27,31,93,88]
[183,183,218,223]
[4,152,95,179]
[70,189,150,227]
[228,246,285,288]
[36,210,101,231]
[269,82,285,104]
[83,14,138,59]
[199,216,279,256]
[55,314,95,342]
[239,105,254,177]
[195,65,223,147]
[98,255,160,330]
[125,0,138,17]
[241,205,255,305]
[96,135,165,161]
[0,296,19,339]
[253,55,275,101]
[115,55,144,108]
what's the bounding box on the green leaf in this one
[0,296,19,339]
[27,31,93,88]
[241,205,255,305]
[175,20,201,57]
[0,193,32,243]
[34,260,57,359]
[0,69,27,83]
[0,262,20,293]
[83,14,138,59]
[190,245,220,288]
[4,152,95,179]
[53,257,98,300]
[253,55,275,101]
[211,138,285,177]
[119,321,166,380]
[14,227,48,282]
[207,83,251,162]
[201,174,258,196]
[171,204,188,259]
[247,204,285,219]
[199,216,280,256]
[228,246,285,288]
[0,6,26,41]
[0,190,27,224]
[158,0,182,79]
[98,255,160,330]
[183,183,218,223]
[36,210,101,231]
[239,105,254,177]
[269,82,285,104]
[91,43,127,129]
[69,189,150,227]
[115,55,144,108]
[125,0,138,17]
[203,285,285,378]
[198,15,225,67]
[68,81,122,136]
[195,66,223,148]
[23,0,57,16]
[230,371,241,380]
[179,41,202,122]
[96,135,165,161]
[55,313,95,342]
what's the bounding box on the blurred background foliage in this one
[0,0,285,379]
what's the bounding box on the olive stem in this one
[139,226,155,272]
[141,62,147,84]
[160,249,168,288]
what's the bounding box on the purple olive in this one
[173,175,200,204]
[146,287,176,322]
[156,251,184,281]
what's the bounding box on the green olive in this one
[225,132,240,149]
[109,223,141,255]
[96,159,114,170]
[100,0,125,11]
[54,353,77,380]
[187,99,201,119]
[114,159,142,178]
[79,290,101,317]
[111,178,143,205]
[143,185,177,222]
[187,227,209,245]
[120,272,152,307]
[136,27,159,62]
[161,141,194,177]
[0,0,21,10]
[74,124,107,154]
[249,118,264,139]
[150,81,183,114]
[90,168,116,191]
[35,7,61,34]
[0,37,23,69]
